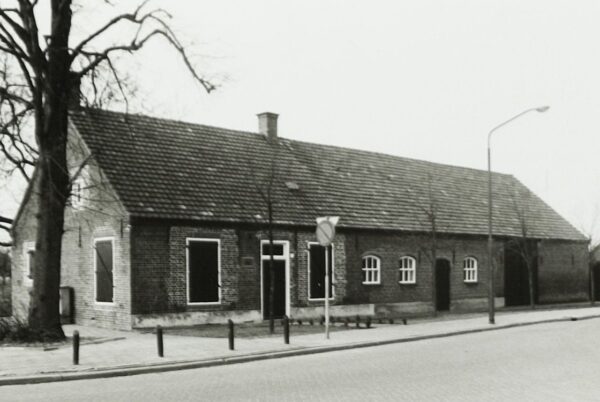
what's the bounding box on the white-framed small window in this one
[399,256,416,284]
[362,255,381,285]
[71,167,89,209]
[463,257,478,283]
[94,237,115,304]
[23,241,35,287]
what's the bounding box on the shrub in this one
[0,317,65,343]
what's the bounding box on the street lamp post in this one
[487,106,549,325]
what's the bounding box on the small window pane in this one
[262,243,284,256]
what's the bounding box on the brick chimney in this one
[257,112,278,141]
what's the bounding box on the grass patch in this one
[140,320,377,339]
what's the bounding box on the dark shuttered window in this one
[308,244,333,300]
[95,239,114,303]
[188,239,220,303]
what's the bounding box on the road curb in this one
[2,313,599,387]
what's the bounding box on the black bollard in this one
[156,325,164,357]
[283,315,290,344]
[228,319,234,350]
[366,316,372,329]
[378,318,383,324]
[297,319,303,326]
[356,315,361,328]
[309,319,314,326]
[319,315,325,326]
[402,318,407,325]
[389,318,394,324]
[330,316,335,324]
[73,330,80,365]
[344,317,349,327]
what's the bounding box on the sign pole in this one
[325,244,330,339]
[315,216,339,341]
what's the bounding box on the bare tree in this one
[0,1,214,339]
[579,204,600,305]
[248,144,280,334]
[509,192,538,309]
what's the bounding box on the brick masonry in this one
[12,128,132,330]
[10,129,590,329]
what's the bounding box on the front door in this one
[594,264,600,301]
[435,259,451,311]
[261,241,289,319]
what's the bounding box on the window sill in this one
[94,301,115,307]
[464,281,479,285]
[187,301,222,306]
[308,298,335,302]
[398,282,417,286]
[362,282,381,286]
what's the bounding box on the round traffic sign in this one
[316,219,336,246]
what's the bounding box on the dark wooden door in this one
[262,260,286,319]
[594,264,600,301]
[435,259,451,311]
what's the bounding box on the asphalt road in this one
[4,318,600,401]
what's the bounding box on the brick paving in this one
[1,306,599,380]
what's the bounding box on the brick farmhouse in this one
[11,109,589,330]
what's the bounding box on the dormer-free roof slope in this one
[69,108,586,241]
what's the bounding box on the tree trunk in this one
[27,0,73,340]
[527,258,535,310]
[267,202,275,334]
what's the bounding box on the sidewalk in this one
[1,306,600,386]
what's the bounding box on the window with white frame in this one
[187,238,221,304]
[362,255,381,284]
[398,256,416,284]
[94,238,114,303]
[71,167,89,209]
[308,243,334,300]
[463,257,478,283]
[23,242,35,286]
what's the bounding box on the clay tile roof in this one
[69,108,586,241]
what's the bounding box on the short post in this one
[320,315,325,326]
[366,316,372,329]
[356,315,361,328]
[156,325,164,357]
[73,330,80,365]
[283,315,290,344]
[402,318,407,325]
[228,319,234,350]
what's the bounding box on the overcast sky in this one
[1,0,599,242]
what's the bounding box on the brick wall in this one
[537,240,589,303]
[12,128,132,330]
[342,231,494,310]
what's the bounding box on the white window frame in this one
[186,238,222,306]
[307,241,335,301]
[463,257,478,283]
[23,241,35,287]
[71,168,89,209]
[361,255,381,285]
[398,256,416,284]
[260,240,290,317]
[93,237,115,305]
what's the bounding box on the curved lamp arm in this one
[488,106,550,147]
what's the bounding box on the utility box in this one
[59,286,74,324]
